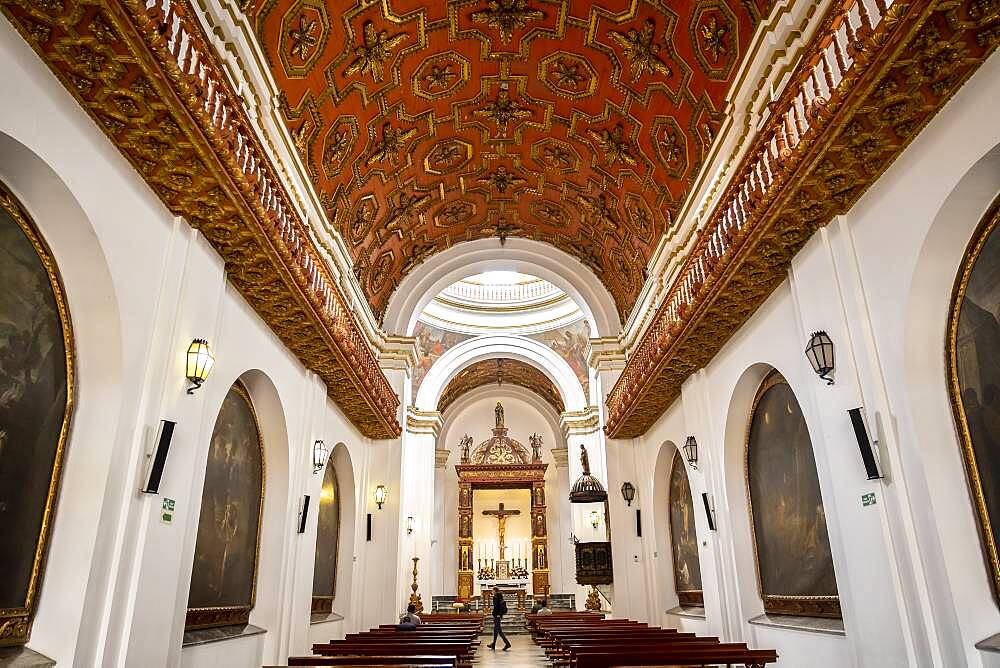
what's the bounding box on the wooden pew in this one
[275,657,455,667]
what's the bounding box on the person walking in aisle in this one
[487,586,511,651]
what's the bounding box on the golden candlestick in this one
[408,557,424,613]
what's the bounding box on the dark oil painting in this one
[747,374,840,617]
[187,382,264,629]
[312,459,340,613]
[668,450,702,606]
[0,182,72,646]
[950,201,1000,603]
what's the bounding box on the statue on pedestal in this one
[529,433,542,462]
[495,401,504,428]
[459,434,473,464]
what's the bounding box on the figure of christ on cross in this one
[482,502,520,560]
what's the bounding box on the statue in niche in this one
[529,433,542,462]
[534,512,545,536]
[535,544,547,569]
[460,545,471,570]
[495,401,504,427]
[533,485,544,507]
[459,434,473,464]
[460,486,471,508]
[460,513,471,538]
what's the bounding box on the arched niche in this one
[312,458,341,614]
[186,379,267,630]
[0,177,74,647]
[946,193,1000,604]
[381,237,621,337]
[0,131,122,657]
[745,370,840,618]
[327,442,357,616]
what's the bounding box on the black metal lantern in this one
[620,481,636,506]
[805,330,835,384]
[683,436,698,469]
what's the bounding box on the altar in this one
[454,402,550,602]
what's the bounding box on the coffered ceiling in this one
[438,358,564,414]
[247,0,772,322]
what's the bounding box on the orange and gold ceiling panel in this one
[247,0,772,321]
[438,357,565,414]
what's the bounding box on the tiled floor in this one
[474,634,548,666]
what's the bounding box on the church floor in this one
[474,634,548,666]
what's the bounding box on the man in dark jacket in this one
[487,586,511,651]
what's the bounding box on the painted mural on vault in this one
[412,321,472,395]
[529,318,591,396]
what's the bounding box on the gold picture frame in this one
[185,380,266,630]
[311,458,341,615]
[668,450,703,607]
[0,180,76,647]
[745,370,841,618]
[946,195,1000,606]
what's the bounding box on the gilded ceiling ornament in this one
[587,123,638,166]
[427,140,466,171]
[323,128,352,172]
[487,218,517,245]
[470,0,545,43]
[700,16,728,63]
[344,20,407,82]
[530,200,566,226]
[626,198,653,235]
[287,14,318,61]
[578,193,621,230]
[542,144,573,169]
[424,63,458,90]
[401,240,436,273]
[350,198,377,240]
[366,122,417,166]
[477,165,526,193]
[658,128,682,165]
[551,58,586,88]
[290,118,312,156]
[610,18,672,81]
[436,201,475,226]
[473,88,532,137]
[379,191,430,241]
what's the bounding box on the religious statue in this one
[529,432,542,462]
[534,512,545,537]
[483,502,520,561]
[533,485,544,507]
[535,543,547,569]
[460,486,471,508]
[495,401,504,428]
[460,545,471,570]
[460,513,470,538]
[459,434,473,464]
[580,443,592,475]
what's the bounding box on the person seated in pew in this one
[398,602,422,628]
[536,599,552,615]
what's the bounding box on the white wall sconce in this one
[374,484,387,510]
[185,338,215,394]
[312,439,328,474]
[805,330,835,384]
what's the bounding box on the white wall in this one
[0,15,381,667]
[608,49,1000,668]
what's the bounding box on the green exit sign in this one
[861,493,877,507]
[161,497,176,524]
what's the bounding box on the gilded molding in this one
[607,0,1000,438]
[0,0,401,438]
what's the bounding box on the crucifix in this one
[482,502,520,560]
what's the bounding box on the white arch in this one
[415,335,588,412]
[382,238,622,337]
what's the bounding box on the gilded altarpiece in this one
[455,406,548,601]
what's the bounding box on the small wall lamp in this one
[406,516,415,535]
[312,440,328,474]
[620,481,636,506]
[683,436,699,469]
[374,484,387,510]
[185,338,215,394]
[590,510,600,529]
[805,330,835,384]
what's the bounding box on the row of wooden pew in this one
[267,613,484,668]
[526,611,779,667]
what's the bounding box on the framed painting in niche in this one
[947,196,1000,605]
[746,371,841,618]
[312,459,341,614]
[0,180,75,647]
[186,381,265,630]
[668,450,703,606]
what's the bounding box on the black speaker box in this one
[848,407,883,480]
[141,420,175,494]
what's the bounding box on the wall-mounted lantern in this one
[185,338,215,394]
[374,484,387,510]
[312,440,328,474]
[620,481,636,506]
[805,330,835,384]
[406,516,415,535]
[683,436,699,469]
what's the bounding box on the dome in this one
[569,443,608,503]
[470,430,531,466]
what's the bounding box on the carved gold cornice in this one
[607,0,1000,438]
[0,0,401,437]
